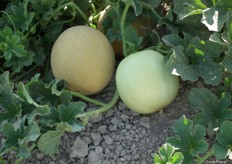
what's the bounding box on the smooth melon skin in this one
[116,50,179,114]
[51,26,115,95]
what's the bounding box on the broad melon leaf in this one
[37,130,63,155]
[212,121,232,159]
[22,76,72,107]
[201,6,227,32]
[1,117,40,158]
[179,7,203,20]
[154,143,184,164]
[167,116,208,163]
[162,33,192,48]
[165,45,199,81]
[221,46,232,72]
[173,0,207,20]
[58,102,85,122]
[188,88,232,133]
[58,102,85,132]
[144,0,161,8]
[0,72,21,122]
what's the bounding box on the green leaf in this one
[16,82,40,107]
[188,88,232,133]
[162,33,192,48]
[122,0,142,16]
[0,26,34,72]
[166,45,199,81]
[0,27,26,59]
[22,76,72,106]
[144,0,161,8]
[167,116,208,163]
[212,121,232,159]
[5,1,35,32]
[164,34,225,85]
[221,46,232,72]
[58,102,85,122]
[38,107,60,129]
[154,143,184,164]
[1,117,40,158]
[37,130,64,155]
[58,102,85,132]
[173,0,207,20]
[226,11,232,42]
[0,72,21,122]
[216,0,232,8]
[201,6,227,32]
[2,123,21,148]
[124,26,143,54]
[17,144,31,158]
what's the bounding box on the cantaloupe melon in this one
[51,25,115,95]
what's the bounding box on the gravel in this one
[2,80,196,164]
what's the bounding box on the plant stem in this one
[90,1,97,16]
[156,42,173,54]
[71,92,106,106]
[76,90,119,118]
[120,3,131,57]
[196,150,214,164]
[0,11,17,33]
[12,65,38,82]
[44,2,89,27]
[140,2,162,21]
[146,42,172,54]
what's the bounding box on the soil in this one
[1,77,198,164]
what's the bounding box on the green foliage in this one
[188,88,232,134]
[212,120,232,160]
[163,0,232,86]
[0,72,86,158]
[0,0,90,75]
[154,143,184,164]
[167,116,208,163]
[1,0,232,163]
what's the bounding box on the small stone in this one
[97,125,107,134]
[95,146,103,154]
[130,110,140,116]
[77,158,85,164]
[49,162,56,164]
[140,117,150,129]
[89,113,103,123]
[36,153,44,160]
[88,148,104,164]
[58,159,68,164]
[118,101,127,110]
[125,124,132,129]
[118,122,125,129]
[103,135,114,145]
[70,137,88,158]
[131,144,136,150]
[133,154,140,160]
[109,125,117,131]
[111,117,119,125]
[82,136,91,145]
[1,138,6,144]
[104,108,115,118]
[88,151,102,164]
[91,133,102,142]
[120,150,126,157]
[121,114,129,122]
[140,159,149,164]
